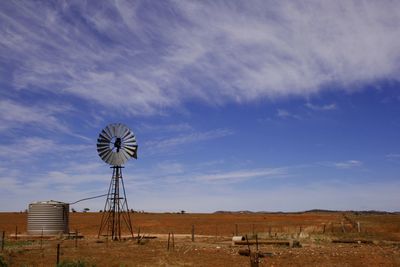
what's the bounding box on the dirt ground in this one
[0,212,399,266]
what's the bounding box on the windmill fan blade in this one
[124,141,137,147]
[122,146,135,157]
[100,130,112,140]
[117,152,125,165]
[111,153,118,166]
[121,150,130,162]
[102,150,113,163]
[117,124,124,138]
[125,145,138,159]
[104,126,113,140]
[122,129,131,140]
[98,150,109,157]
[97,140,108,146]
[123,137,136,144]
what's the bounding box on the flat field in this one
[0,212,399,266]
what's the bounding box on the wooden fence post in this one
[357,222,361,233]
[191,225,195,242]
[75,229,78,248]
[40,228,43,248]
[255,234,259,251]
[56,243,60,265]
[167,232,170,251]
[1,231,5,251]
[172,232,175,251]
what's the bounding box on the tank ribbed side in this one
[27,201,69,235]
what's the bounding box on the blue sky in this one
[0,1,399,212]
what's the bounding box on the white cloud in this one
[195,168,287,183]
[386,153,400,163]
[0,137,91,160]
[138,123,193,133]
[305,102,337,111]
[334,160,363,169]
[277,109,290,118]
[0,100,70,132]
[386,153,400,159]
[276,109,301,120]
[144,128,233,151]
[155,161,185,175]
[1,1,399,114]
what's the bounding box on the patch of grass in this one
[0,255,7,267]
[4,240,33,248]
[57,259,95,267]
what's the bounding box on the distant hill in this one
[213,210,399,215]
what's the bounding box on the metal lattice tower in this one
[98,166,133,240]
[96,123,138,240]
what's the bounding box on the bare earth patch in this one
[0,212,399,266]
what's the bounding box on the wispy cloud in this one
[386,153,400,159]
[0,137,91,160]
[0,100,70,132]
[154,161,185,175]
[305,102,337,111]
[138,123,193,133]
[386,153,400,162]
[276,109,301,120]
[144,128,233,151]
[195,168,287,183]
[334,160,363,169]
[1,1,400,114]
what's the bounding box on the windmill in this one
[96,123,138,240]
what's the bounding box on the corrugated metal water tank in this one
[27,200,69,235]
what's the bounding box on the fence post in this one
[15,226,18,240]
[322,224,326,234]
[191,225,195,242]
[1,231,5,251]
[56,243,60,265]
[167,232,170,251]
[341,221,346,233]
[40,228,43,248]
[255,234,259,251]
[75,229,78,248]
[357,222,361,233]
[172,232,175,251]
